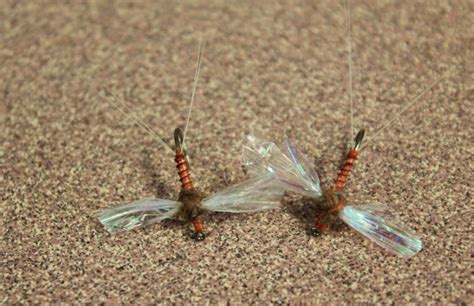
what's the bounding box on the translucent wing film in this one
[202,174,284,213]
[339,204,423,258]
[96,198,181,234]
[241,135,322,198]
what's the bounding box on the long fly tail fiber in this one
[361,76,445,150]
[182,37,206,147]
[98,87,175,155]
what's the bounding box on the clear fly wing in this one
[241,134,280,176]
[96,198,181,234]
[241,134,322,198]
[283,139,321,193]
[202,175,285,213]
[339,204,423,258]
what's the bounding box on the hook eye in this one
[174,127,191,166]
[174,128,184,152]
[352,129,365,151]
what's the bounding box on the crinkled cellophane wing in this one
[339,204,423,258]
[96,198,181,233]
[241,135,322,198]
[202,174,285,213]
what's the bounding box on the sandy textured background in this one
[1,0,472,304]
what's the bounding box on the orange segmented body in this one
[174,127,206,240]
[334,149,359,192]
[175,151,193,191]
[311,130,365,236]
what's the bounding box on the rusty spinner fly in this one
[240,1,444,258]
[96,40,285,240]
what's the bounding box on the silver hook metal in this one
[174,127,191,166]
[352,129,365,151]
[174,127,184,152]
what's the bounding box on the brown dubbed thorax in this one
[312,189,346,232]
[177,188,205,221]
[324,189,346,213]
[322,189,343,209]
[177,188,205,235]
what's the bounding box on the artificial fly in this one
[241,1,444,258]
[241,128,426,257]
[96,39,284,240]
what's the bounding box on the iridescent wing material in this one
[201,174,284,213]
[241,134,322,198]
[96,198,181,233]
[339,204,423,258]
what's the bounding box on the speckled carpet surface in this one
[1,0,472,304]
